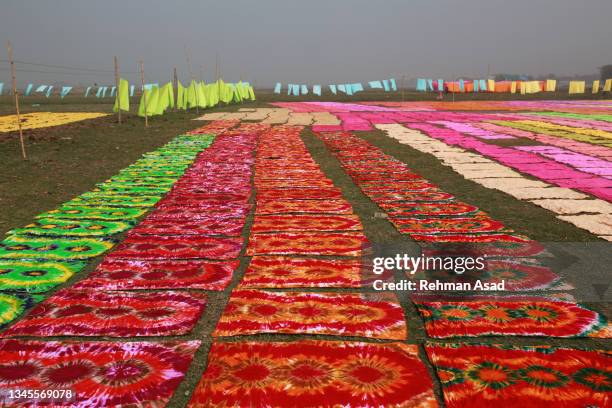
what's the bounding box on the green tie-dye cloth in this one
[0,291,44,328]
[10,219,133,238]
[68,194,161,208]
[0,260,86,292]
[37,206,147,221]
[0,236,115,260]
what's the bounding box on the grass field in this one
[1,95,610,406]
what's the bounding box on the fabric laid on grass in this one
[410,232,531,243]
[414,259,570,291]
[74,259,237,291]
[0,236,115,260]
[414,297,610,338]
[151,204,251,218]
[38,206,147,221]
[107,235,243,260]
[239,257,365,288]
[255,199,353,215]
[68,194,162,208]
[0,292,43,328]
[0,260,85,292]
[391,217,508,235]
[188,340,437,407]
[425,342,611,408]
[130,217,245,236]
[10,219,134,238]
[1,289,206,337]
[213,290,406,339]
[246,232,368,256]
[251,214,363,233]
[256,188,343,200]
[386,202,480,217]
[0,339,199,407]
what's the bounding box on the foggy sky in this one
[1,0,611,87]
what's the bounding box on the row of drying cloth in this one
[417,78,612,94]
[130,79,256,117]
[274,79,398,96]
[0,79,254,101]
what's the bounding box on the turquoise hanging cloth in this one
[287,84,293,95]
[338,84,346,93]
[383,80,390,92]
[345,84,353,95]
[459,79,465,92]
[293,84,300,96]
[313,85,321,96]
[390,78,397,91]
[369,80,383,89]
[45,86,54,98]
[416,79,427,91]
[60,86,72,99]
[24,84,33,96]
[0,83,4,95]
[274,82,282,94]
[129,85,135,97]
[95,87,103,98]
[84,86,92,97]
[437,79,444,91]
[479,79,487,91]
[110,86,116,97]
[427,79,434,91]
[473,80,479,92]
[352,83,364,93]
[36,85,47,93]
[329,84,337,94]
[101,87,108,98]
[301,84,308,95]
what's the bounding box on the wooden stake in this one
[6,41,26,160]
[173,67,178,112]
[139,60,148,128]
[114,56,122,124]
[186,49,199,114]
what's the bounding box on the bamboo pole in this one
[173,67,178,112]
[6,41,27,160]
[139,60,148,128]
[186,49,199,114]
[114,56,122,124]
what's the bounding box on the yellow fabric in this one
[592,80,600,94]
[0,112,108,133]
[112,78,130,112]
[520,81,526,95]
[487,79,495,92]
[568,80,586,94]
[545,79,557,92]
[604,79,612,92]
[510,81,517,94]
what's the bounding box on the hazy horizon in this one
[1,0,611,88]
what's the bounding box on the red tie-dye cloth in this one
[74,259,237,290]
[108,235,243,260]
[246,232,368,256]
[251,214,363,233]
[239,256,365,288]
[0,340,200,407]
[414,297,610,338]
[425,342,611,408]
[213,290,406,339]
[1,289,205,337]
[188,340,438,407]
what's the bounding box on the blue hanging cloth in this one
[274,82,282,94]
[329,84,337,94]
[416,79,427,92]
[369,80,383,89]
